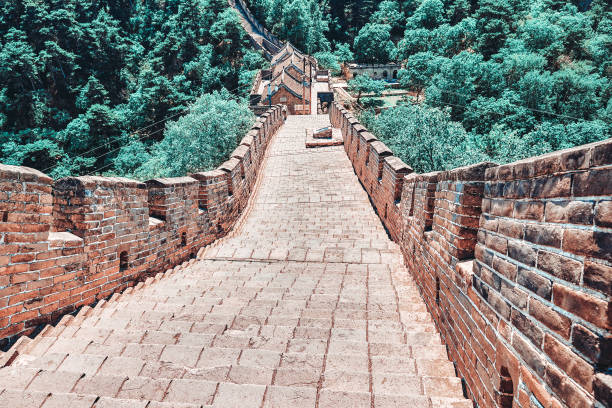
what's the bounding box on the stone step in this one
[0,115,472,407]
[63,311,436,335]
[91,300,427,324]
[14,337,455,377]
[0,363,468,407]
[22,330,449,361]
[20,328,445,366]
[85,302,431,324]
[0,390,207,408]
[0,382,472,408]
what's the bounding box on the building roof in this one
[262,43,312,103]
[271,43,304,65]
[268,70,310,101]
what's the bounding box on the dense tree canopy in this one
[247,0,331,54]
[2,0,610,178]
[356,0,611,170]
[130,91,254,178]
[348,76,386,105]
[0,0,263,178]
[353,23,396,63]
[360,104,482,173]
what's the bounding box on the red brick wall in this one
[144,177,202,274]
[329,101,611,408]
[269,87,309,115]
[0,105,286,346]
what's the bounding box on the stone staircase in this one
[0,115,471,407]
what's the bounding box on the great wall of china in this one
[330,102,611,408]
[0,2,609,408]
[0,105,286,344]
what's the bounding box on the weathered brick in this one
[493,256,518,281]
[475,243,494,267]
[553,284,608,329]
[531,175,572,198]
[594,373,612,408]
[489,199,513,217]
[545,363,593,408]
[562,228,612,262]
[501,281,527,310]
[573,168,612,197]
[514,201,544,221]
[520,365,552,408]
[507,241,536,267]
[496,219,524,239]
[583,260,612,296]
[537,250,582,284]
[529,297,571,339]
[524,224,562,248]
[594,200,612,227]
[511,309,543,346]
[545,200,593,224]
[572,324,611,366]
[543,334,594,392]
[512,332,546,376]
[517,267,552,300]
[487,289,511,320]
[485,233,508,255]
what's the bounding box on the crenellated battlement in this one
[0,105,287,345]
[330,101,611,408]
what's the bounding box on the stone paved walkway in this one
[0,115,471,407]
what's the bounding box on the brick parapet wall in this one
[329,101,611,408]
[0,105,286,346]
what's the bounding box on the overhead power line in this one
[44,82,253,175]
[351,83,607,123]
[432,88,595,123]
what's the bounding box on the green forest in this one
[0,0,262,178]
[1,0,610,177]
[248,0,611,172]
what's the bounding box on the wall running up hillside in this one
[0,105,287,346]
[230,0,284,59]
[330,102,611,408]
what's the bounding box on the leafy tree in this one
[76,77,109,111]
[334,42,354,64]
[518,17,566,64]
[210,8,250,64]
[463,96,534,135]
[549,67,606,121]
[371,1,404,32]
[266,0,330,53]
[133,92,254,178]
[585,34,612,76]
[324,0,379,42]
[509,71,555,121]
[474,0,520,59]
[426,51,483,121]
[406,0,448,30]
[314,52,341,75]
[0,0,263,177]
[360,104,484,172]
[499,51,547,88]
[398,52,440,100]
[348,75,386,105]
[353,23,396,63]
[447,0,471,25]
[397,28,438,59]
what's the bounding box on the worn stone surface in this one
[0,115,468,407]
